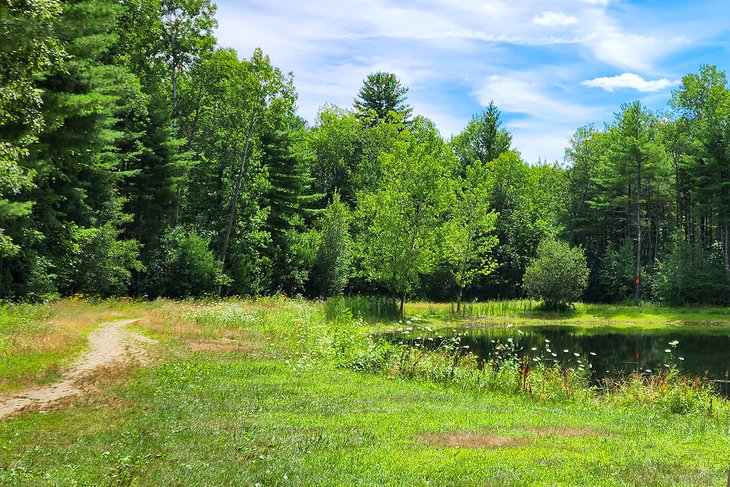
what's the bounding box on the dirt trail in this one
[0,319,157,419]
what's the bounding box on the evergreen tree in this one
[261,120,318,294]
[4,0,142,298]
[354,72,412,126]
[451,101,511,171]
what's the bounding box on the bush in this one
[523,238,589,309]
[73,224,142,298]
[654,238,729,305]
[310,193,352,298]
[598,239,635,302]
[148,227,226,298]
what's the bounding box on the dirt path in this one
[0,319,157,419]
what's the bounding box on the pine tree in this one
[354,72,412,126]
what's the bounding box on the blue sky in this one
[214,0,730,163]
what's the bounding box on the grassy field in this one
[1,298,729,486]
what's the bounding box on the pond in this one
[388,324,730,397]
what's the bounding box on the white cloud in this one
[533,11,578,27]
[473,73,600,162]
[580,73,679,92]
[213,0,722,162]
[577,8,692,71]
[476,74,595,121]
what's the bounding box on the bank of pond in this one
[385,322,730,398]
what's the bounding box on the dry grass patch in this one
[529,426,603,437]
[418,432,529,449]
[187,339,262,354]
[72,360,140,389]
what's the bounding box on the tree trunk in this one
[456,285,464,314]
[220,112,258,284]
[635,159,642,307]
[722,219,730,298]
[399,292,405,316]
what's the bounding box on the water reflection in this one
[389,325,730,397]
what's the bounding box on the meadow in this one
[0,298,729,486]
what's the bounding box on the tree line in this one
[2,0,728,306]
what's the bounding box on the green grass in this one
[404,299,730,330]
[0,299,157,393]
[0,298,728,486]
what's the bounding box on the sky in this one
[214,0,730,163]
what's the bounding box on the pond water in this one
[389,324,730,397]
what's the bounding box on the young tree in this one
[443,160,498,312]
[523,238,589,310]
[357,117,454,314]
[354,72,412,126]
[311,192,352,298]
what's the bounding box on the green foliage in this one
[442,160,498,308]
[353,71,412,125]
[323,296,400,323]
[262,121,318,294]
[450,100,511,171]
[72,224,142,297]
[523,238,589,309]
[306,105,360,205]
[654,238,729,305]
[598,239,635,302]
[147,226,225,298]
[479,151,565,298]
[356,118,455,311]
[311,193,352,298]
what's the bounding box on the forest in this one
[3,0,730,308]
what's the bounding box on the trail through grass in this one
[0,298,728,486]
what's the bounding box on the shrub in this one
[73,224,142,298]
[148,227,226,298]
[523,238,589,310]
[310,193,352,298]
[654,238,729,306]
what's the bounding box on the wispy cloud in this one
[476,75,594,121]
[533,11,578,27]
[214,0,730,162]
[581,73,679,92]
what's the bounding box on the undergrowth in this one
[285,300,730,418]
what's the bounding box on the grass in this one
[0,298,729,485]
[405,299,730,330]
[0,298,157,393]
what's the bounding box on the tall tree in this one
[598,102,669,304]
[356,117,454,313]
[443,160,498,312]
[4,0,143,298]
[159,0,216,124]
[451,101,511,171]
[670,65,730,290]
[0,0,63,280]
[353,72,412,126]
[261,116,318,294]
[306,105,360,205]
